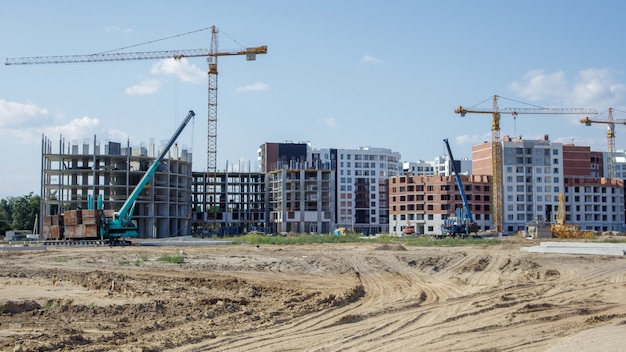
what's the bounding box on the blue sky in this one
[1,0,626,198]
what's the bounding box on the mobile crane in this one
[441,138,479,237]
[100,110,195,245]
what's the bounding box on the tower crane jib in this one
[6,25,267,231]
[455,95,597,234]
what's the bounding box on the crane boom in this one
[455,95,597,235]
[580,108,626,179]
[443,139,474,223]
[6,25,267,233]
[5,46,268,65]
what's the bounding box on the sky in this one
[1,0,626,198]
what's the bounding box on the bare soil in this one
[1,237,625,352]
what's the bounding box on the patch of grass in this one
[118,260,130,266]
[53,257,67,263]
[134,259,142,266]
[41,300,60,311]
[139,254,149,261]
[158,254,185,264]
[228,233,501,247]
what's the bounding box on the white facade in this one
[314,146,401,234]
[403,156,471,176]
[564,180,625,232]
[501,138,564,233]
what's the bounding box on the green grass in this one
[118,260,130,266]
[53,257,67,263]
[229,233,501,247]
[158,254,185,264]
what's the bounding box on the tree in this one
[0,198,11,235]
[6,193,40,231]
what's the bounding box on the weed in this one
[158,254,185,264]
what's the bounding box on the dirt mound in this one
[374,244,407,251]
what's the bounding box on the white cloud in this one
[509,68,626,108]
[361,54,383,64]
[0,99,49,129]
[455,133,490,146]
[323,117,337,129]
[235,81,269,93]
[151,58,205,84]
[125,79,161,95]
[44,116,128,142]
[509,70,568,102]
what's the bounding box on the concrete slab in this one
[521,241,626,256]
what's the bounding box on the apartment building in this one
[312,146,401,235]
[388,174,491,235]
[564,177,624,232]
[472,135,624,233]
[41,135,193,238]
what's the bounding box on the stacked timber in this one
[63,210,83,239]
[63,210,100,239]
[42,215,62,240]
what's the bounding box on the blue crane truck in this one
[440,138,480,237]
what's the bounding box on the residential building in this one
[388,174,491,235]
[313,146,401,235]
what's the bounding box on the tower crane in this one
[6,25,267,228]
[580,108,626,179]
[455,95,596,234]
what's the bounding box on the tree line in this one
[0,192,40,237]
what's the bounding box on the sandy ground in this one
[0,237,625,352]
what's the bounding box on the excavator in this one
[441,138,480,237]
[100,110,195,245]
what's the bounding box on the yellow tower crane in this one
[455,95,596,234]
[6,25,267,227]
[580,108,626,179]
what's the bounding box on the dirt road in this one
[1,237,625,351]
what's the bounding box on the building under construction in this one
[40,135,193,239]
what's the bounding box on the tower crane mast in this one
[455,95,596,234]
[580,108,626,179]
[6,26,267,228]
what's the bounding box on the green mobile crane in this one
[100,110,195,244]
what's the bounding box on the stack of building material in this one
[63,210,100,239]
[81,210,99,238]
[521,242,626,256]
[63,210,82,239]
[42,215,62,239]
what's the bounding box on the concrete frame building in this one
[40,135,193,238]
[266,168,335,234]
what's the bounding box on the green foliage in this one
[41,300,60,311]
[229,233,501,247]
[232,233,366,245]
[158,254,185,264]
[53,257,67,263]
[118,260,130,266]
[0,193,40,235]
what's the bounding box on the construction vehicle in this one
[6,25,267,232]
[100,110,196,244]
[455,95,596,235]
[441,138,479,237]
[580,108,626,179]
[550,193,594,238]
